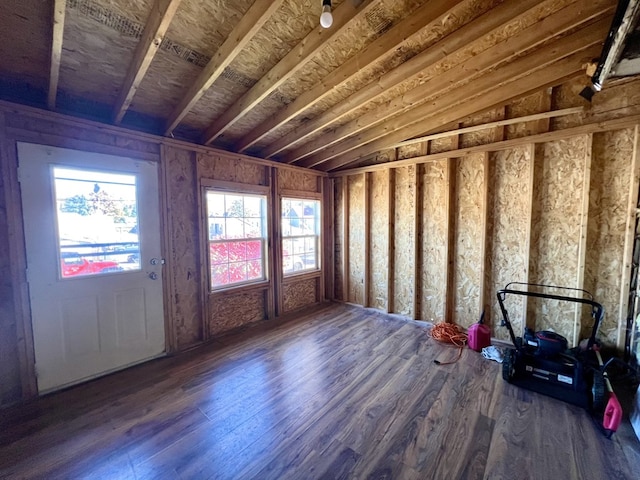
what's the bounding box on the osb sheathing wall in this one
[338,122,639,351]
[0,103,324,406]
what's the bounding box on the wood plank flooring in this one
[1,303,639,479]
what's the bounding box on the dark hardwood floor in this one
[1,303,639,479]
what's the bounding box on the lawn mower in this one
[497,282,623,437]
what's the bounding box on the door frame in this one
[1,129,172,400]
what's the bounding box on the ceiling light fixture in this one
[320,0,333,29]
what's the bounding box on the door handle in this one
[149,258,165,266]
[149,272,158,280]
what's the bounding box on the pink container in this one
[468,323,491,352]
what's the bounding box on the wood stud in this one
[364,172,371,308]
[159,144,177,352]
[574,134,593,347]
[478,152,491,318]
[413,162,422,320]
[522,143,536,329]
[342,177,349,303]
[387,167,395,314]
[444,132,459,323]
[618,126,640,349]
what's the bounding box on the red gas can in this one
[468,311,491,352]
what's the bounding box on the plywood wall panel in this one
[421,160,448,322]
[209,289,266,336]
[488,147,532,341]
[393,166,415,317]
[164,146,203,348]
[453,155,484,328]
[506,90,550,139]
[6,113,159,156]
[398,144,422,160]
[585,129,635,345]
[528,136,588,343]
[334,177,344,301]
[197,152,268,185]
[430,137,455,154]
[370,170,390,311]
[348,175,365,305]
[278,169,320,192]
[460,109,503,148]
[283,277,318,313]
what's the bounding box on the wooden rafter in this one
[201,0,379,145]
[319,45,602,172]
[294,5,613,167]
[234,0,462,153]
[264,0,545,160]
[164,0,284,136]
[48,0,66,110]
[113,0,183,124]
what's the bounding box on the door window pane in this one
[53,167,139,278]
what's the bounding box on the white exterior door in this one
[18,143,165,393]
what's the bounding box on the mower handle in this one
[503,282,594,301]
[496,283,604,351]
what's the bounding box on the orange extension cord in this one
[429,322,468,365]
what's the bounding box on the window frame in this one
[280,193,322,278]
[202,180,271,293]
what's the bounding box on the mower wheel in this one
[591,370,606,414]
[502,349,516,383]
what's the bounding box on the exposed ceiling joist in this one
[264,0,545,160]
[234,0,463,153]
[164,0,285,136]
[113,0,183,124]
[201,0,380,145]
[296,8,613,168]
[48,0,67,110]
[319,46,601,172]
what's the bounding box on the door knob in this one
[149,272,158,280]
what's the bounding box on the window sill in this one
[210,280,270,296]
[283,269,322,282]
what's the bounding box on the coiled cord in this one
[429,322,467,365]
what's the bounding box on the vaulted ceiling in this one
[0,0,624,171]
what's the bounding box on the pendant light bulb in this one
[320,1,333,29]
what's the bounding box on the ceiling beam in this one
[164,0,284,136]
[48,0,66,110]
[113,0,183,124]
[201,0,379,145]
[263,0,546,159]
[234,0,464,153]
[294,8,612,167]
[318,47,600,172]
[392,107,584,149]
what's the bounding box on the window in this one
[206,190,268,290]
[53,167,138,278]
[282,197,320,275]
